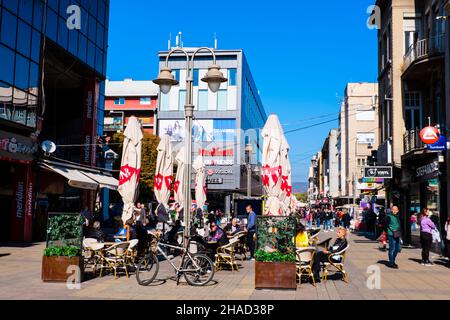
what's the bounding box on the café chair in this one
[214,238,240,272]
[322,245,349,283]
[296,247,316,287]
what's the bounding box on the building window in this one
[193,69,199,86]
[114,97,125,105]
[160,92,169,111]
[172,69,180,83]
[140,97,151,105]
[404,91,421,130]
[356,106,375,121]
[179,90,186,111]
[357,132,375,144]
[217,90,227,111]
[198,90,208,111]
[228,68,237,86]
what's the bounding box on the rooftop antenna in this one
[175,31,182,48]
[168,32,171,50]
[214,32,218,49]
[175,32,180,47]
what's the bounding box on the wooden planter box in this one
[255,261,296,290]
[42,256,84,283]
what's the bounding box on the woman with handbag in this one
[418,208,436,266]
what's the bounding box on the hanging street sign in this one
[427,134,447,151]
[420,126,440,145]
[364,166,393,179]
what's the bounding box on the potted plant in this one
[255,216,297,290]
[41,213,85,282]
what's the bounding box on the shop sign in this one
[364,166,392,179]
[416,161,440,179]
[420,126,440,145]
[427,135,447,151]
[198,147,234,157]
[206,169,233,176]
[0,136,37,155]
[204,159,233,166]
[206,178,223,184]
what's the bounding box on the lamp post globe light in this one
[153,47,227,247]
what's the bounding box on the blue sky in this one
[107,0,378,183]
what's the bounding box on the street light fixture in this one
[153,67,179,94]
[153,47,227,248]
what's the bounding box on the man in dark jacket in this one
[381,206,402,269]
[341,209,351,229]
[312,227,348,282]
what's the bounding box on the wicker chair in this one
[296,247,316,287]
[214,238,240,272]
[98,242,130,279]
[322,245,349,283]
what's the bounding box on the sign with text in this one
[364,166,392,179]
[427,135,447,151]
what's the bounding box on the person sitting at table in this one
[295,222,309,248]
[135,220,149,255]
[84,221,105,243]
[115,219,136,242]
[164,219,183,245]
[312,227,348,283]
[224,218,242,236]
[208,221,229,247]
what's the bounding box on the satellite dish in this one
[41,140,56,156]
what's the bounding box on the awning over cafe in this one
[40,161,119,191]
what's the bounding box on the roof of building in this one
[105,79,158,97]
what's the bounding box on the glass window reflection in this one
[33,0,43,31]
[0,44,15,84]
[0,82,13,121]
[17,20,31,56]
[18,0,34,24]
[1,9,17,49]
[58,17,68,49]
[14,54,30,90]
[13,88,28,125]
[30,30,41,62]
[45,8,57,41]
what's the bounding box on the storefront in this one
[0,130,38,242]
[403,155,447,249]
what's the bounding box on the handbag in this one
[432,229,441,243]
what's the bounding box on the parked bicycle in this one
[135,235,215,286]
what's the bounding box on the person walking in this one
[245,204,257,260]
[445,217,450,265]
[306,210,313,229]
[418,208,436,266]
[382,206,402,269]
[341,209,351,230]
[324,209,332,232]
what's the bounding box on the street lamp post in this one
[153,47,227,247]
[245,142,253,198]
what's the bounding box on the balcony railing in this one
[403,34,445,70]
[403,129,425,154]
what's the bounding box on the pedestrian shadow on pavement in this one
[376,260,391,267]
[433,259,450,268]
[0,253,11,258]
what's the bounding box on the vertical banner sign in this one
[81,78,99,211]
[10,164,35,241]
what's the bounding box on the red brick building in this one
[104,79,158,135]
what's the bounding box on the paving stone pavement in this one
[1,231,450,300]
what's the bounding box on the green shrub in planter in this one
[43,246,80,257]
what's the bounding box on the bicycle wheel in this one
[135,253,159,286]
[183,253,215,286]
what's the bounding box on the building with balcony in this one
[156,48,267,214]
[104,79,158,135]
[337,82,380,205]
[0,0,111,242]
[376,0,450,246]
